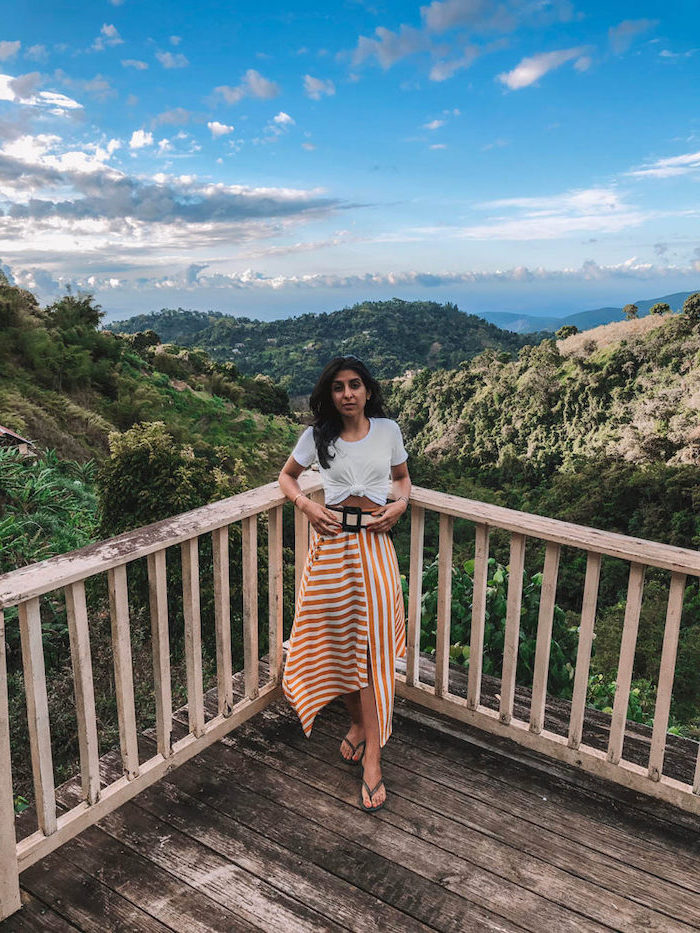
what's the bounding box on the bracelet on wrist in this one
[293,493,307,508]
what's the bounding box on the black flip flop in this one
[340,736,366,766]
[361,775,386,813]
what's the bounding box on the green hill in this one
[387,312,700,475]
[107,299,550,396]
[0,280,296,476]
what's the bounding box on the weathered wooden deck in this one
[4,662,699,933]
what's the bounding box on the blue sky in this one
[1,0,698,322]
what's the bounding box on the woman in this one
[278,356,411,812]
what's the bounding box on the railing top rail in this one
[2,474,698,610]
[0,475,324,609]
[411,486,700,576]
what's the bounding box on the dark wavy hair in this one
[310,356,386,468]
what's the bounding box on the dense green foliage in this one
[107,299,550,396]
[0,281,295,471]
[386,314,700,473]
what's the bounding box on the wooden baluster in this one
[0,610,21,919]
[181,539,205,737]
[18,597,56,834]
[568,551,602,749]
[406,505,425,688]
[467,523,489,710]
[146,551,172,757]
[435,513,454,698]
[107,565,139,778]
[648,572,686,781]
[268,506,284,685]
[499,533,527,725]
[607,562,645,765]
[242,515,259,699]
[64,582,100,804]
[694,743,700,796]
[529,542,561,734]
[294,499,309,601]
[212,527,233,717]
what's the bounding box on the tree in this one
[623,303,639,320]
[649,302,671,316]
[682,292,700,325]
[556,325,579,338]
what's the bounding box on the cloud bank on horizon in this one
[1,0,698,319]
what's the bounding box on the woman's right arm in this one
[278,456,341,536]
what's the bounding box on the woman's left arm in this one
[368,462,411,533]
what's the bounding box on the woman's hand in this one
[300,498,342,537]
[367,499,407,533]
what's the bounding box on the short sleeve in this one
[390,420,408,466]
[291,426,317,467]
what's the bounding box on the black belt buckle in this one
[341,505,363,532]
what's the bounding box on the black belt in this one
[327,505,377,532]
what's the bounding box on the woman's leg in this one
[340,691,365,761]
[359,677,386,807]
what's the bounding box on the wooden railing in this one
[1,477,699,921]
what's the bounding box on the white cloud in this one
[302,142,316,151]
[129,129,153,149]
[214,69,280,104]
[423,119,445,130]
[54,69,115,100]
[430,143,447,150]
[156,51,189,69]
[0,41,21,62]
[273,111,295,125]
[122,59,148,70]
[608,19,657,55]
[25,45,48,63]
[353,25,429,69]
[429,46,478,81]
[0,73,82,113]
[208,121,234,137]
[170,36,182,46]
[153,108,192,127]
[659,48,698,61]
[627,150,700,179]
[498,47,590,90]
[93,24,123,52]
[304,74,335,100]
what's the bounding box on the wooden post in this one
[242,516,259,699]
[406,505,425,688]
[499,533,526,725]
[607,562,645,765]
[467,523,489,710]
[294,500,309,601]
[107,565,139,778]
[648,572,685,781]
[267,506,284,685]
[529,542,561,734]
[435,513,454,698]
[212,527,233,717]
[64,582,100,804]
[18,597,57,836]
[146,550,173,758]
[181,538,205,737]
[0,610,21,921]
[568,551,601,749]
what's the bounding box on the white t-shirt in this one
[291,417,408,506]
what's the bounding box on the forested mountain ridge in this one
[386,310,700,476]
[107,299,550,396]
[0,280,295,475]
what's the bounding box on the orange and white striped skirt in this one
[282,526,406,747]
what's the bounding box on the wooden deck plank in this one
[55,775,345,933]
[150,730,525,933]
[299,706,699,928]
[54,737,439,933]
[167,711,609,932]
[0,890,81,931]
[16,849,173,932]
